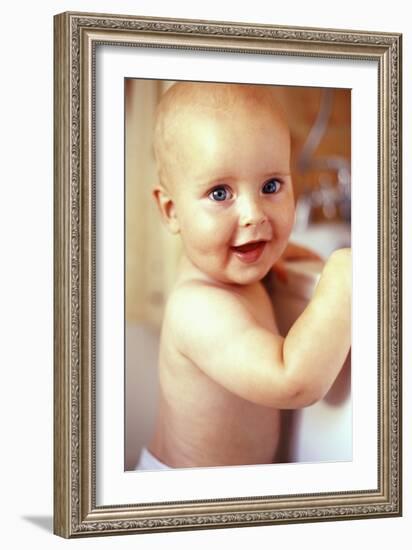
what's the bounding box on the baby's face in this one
[164,103,295,286]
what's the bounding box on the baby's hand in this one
[272,241,323,283]
[321,247,352,297]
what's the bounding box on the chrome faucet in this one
[294,89,351,231]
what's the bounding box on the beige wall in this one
[125,80,182,327]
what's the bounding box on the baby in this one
[137,82,351,470]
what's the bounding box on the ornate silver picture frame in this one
[53,11,402,538]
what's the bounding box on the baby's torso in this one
[149,279,282,468]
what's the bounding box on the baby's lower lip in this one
[231,241,266,264]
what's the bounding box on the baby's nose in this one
[239,197,267,227]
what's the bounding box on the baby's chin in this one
[184,249,279,287]
[226,251,282,286]
[206,263,273,287]
[230,267,272,286]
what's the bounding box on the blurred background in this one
[125,80,352,470]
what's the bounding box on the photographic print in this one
[124,80,352,472]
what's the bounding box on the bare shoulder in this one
[166,280,252,326]
[164,280,256,348]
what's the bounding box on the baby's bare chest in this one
[157,361,281,464]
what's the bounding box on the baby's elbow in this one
[282,377,325,409]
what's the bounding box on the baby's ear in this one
[152,185,180,234]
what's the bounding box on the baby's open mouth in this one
[231,240,267,264]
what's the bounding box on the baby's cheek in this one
[201,213,232,241]
[272,211,292,240]
[184,217,221,253]
[285,213,295,237]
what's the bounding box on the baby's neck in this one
[176,254,228,287]
[176,254,264,292]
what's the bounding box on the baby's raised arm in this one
[170,248,351,409]
[282,248,351,405]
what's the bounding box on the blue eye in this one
[262,179,281,194]
[209,186,232,201]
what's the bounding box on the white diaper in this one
[135,447,171,471]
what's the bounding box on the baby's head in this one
[153,82,295,286]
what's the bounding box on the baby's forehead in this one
[153,83,290,186]
[161,82,284,121]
